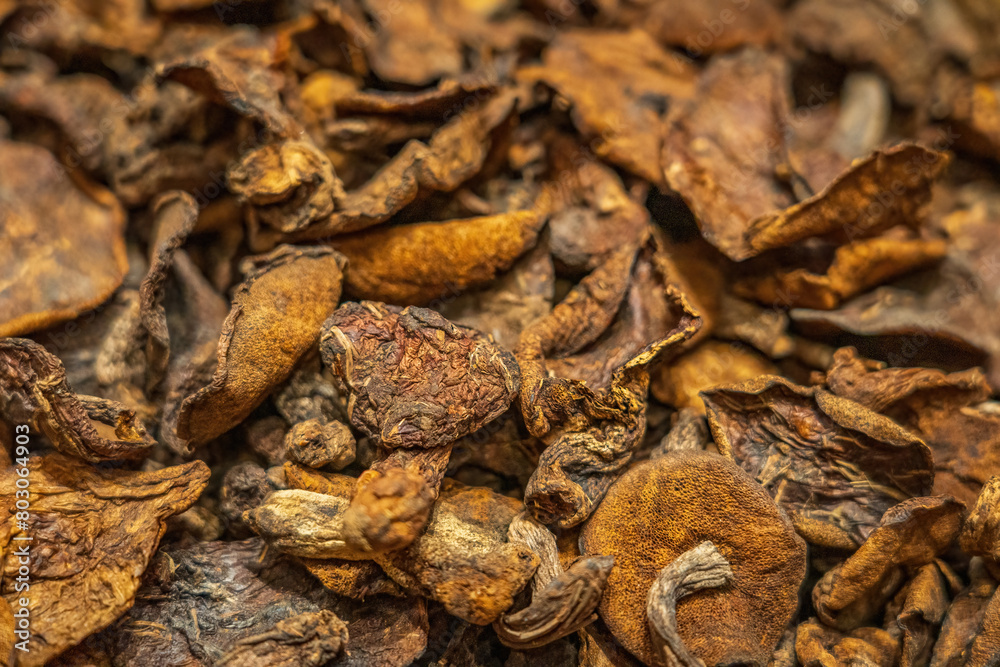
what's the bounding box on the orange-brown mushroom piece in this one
[580,451,806,666]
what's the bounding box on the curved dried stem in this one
[646,541,734,667]
[496,511,614,649]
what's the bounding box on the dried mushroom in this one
[703,375,935,548]
[580,452,806,666]
[0,454,209,666]
[812,495,965,631]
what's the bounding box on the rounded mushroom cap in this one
[580,451,806,666]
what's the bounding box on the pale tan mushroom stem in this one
[495,511,614,649]
[646,541,734,667]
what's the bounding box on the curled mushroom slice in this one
[646,541,734,667]
[813,495,965,631]
[0,339,155,462]
[176,245,347,447]
[580,452,806,666]
[961,476,1000,559]
[494,513,614,649]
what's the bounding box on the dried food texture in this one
[0,339,155,462]
[320,301,520,450]
[285,418,357,470]
[176,245,346,447]
[702,375,936,549]
[0,454,209,666]
[0,141,127,338]
[79,538,428,667]
[812,495,965,631]
[580,452,806,666]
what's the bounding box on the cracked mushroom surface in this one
[580,451,807,666]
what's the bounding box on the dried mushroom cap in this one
[702,375,935,548]
[889,561,951,667]
[373,479,540,625]
[333,206,547,306]
[320,301,520,450]
[176,245,347,447]
[813,495,965,631]
[961,476,1000,559]
[795,618,900,667]
[341,467,437,554]
[227,141,344,234]
[0,453,209,666]
[92,538,428,667]
[0,140,127,338]
[580,452,806,667]
[930,558,999,667]
[0,339,155,462]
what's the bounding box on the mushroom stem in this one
[646,541,734,667]
[496,511,615,649]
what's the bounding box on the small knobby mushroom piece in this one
[494,513,614,649]
[702,375,935,549]
[215,610,348,667]
[646,541,734,667]
[0,339,155,462]
[320,301,520,450]
[340,445,451,554]
[813,495,965,631]
[226,140,344,234]
[888,561,952,667]
[176,245,347,447]
[285,418,357,470]
[580,452,806,666]
[961,476,1000,560]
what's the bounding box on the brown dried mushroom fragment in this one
[702,375,936,548]
[930,558,998,667]
[138,191,199,388]
[889,561,951,667]
[646,541,734,667]
[733,233,948,310]
[663,47,948,260]
[0,454,209,667]
[227,141,344,235]
[795,618,900,667]
[650,340,778,414]
[215,610,348,667]
[243,489,363,560]
[0,141,127,338]
[518,241,702,528]
[157,25,301,137]
[495,513,614,649]
[300,557,404,599]
[340,445,450,554]
[91,538,428,667]
[176,245,346,446]
[961,476,1000,560]
[580,452,806,667]
[333,206,547,306]
[285,418,357,470]
[519,29,696,184]
[0,339,155,462]
[813,495,965,631]
[651,408,710,458]
[320,301,520,449]
[819,347,1000,506]
[373,480,540,625]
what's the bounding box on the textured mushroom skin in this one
[580,452,807,666]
